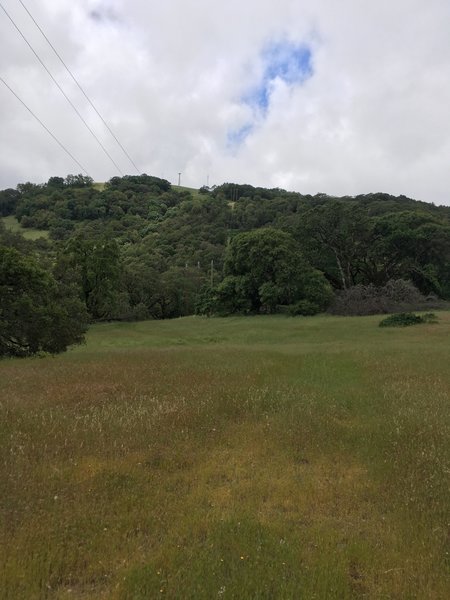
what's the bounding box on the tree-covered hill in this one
[1,173,449,355]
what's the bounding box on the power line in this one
[0,1,124,175]
[1,76,91,176]
[17,0,141,174]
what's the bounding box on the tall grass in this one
[1,314,449,598]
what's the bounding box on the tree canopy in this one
[215,228,332,314]
[0,244,88,357]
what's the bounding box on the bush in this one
[329,279,442,316]
[383,279,424,304]
[379,312,438,327]
[289,300,320,316]
[195,285,217,316]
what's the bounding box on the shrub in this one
[379,312,438,327]
[329,279,443,316]
[289,300,320,316]
[383,279,424,304]
[301,269,334,311]
[195,285,216,316]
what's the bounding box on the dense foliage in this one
[1,172,449,354]
[214,228,332,314]
[0,243,88,356]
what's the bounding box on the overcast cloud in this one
[1,0,449,204]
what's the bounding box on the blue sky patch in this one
[228,40,313,147]
[227,123,254,147]
[246,41,313,113]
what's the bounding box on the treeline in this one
[1,174,449,355]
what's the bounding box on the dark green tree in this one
[0,188,20,216]
[64,174,94,188]
[299,201,371,289]
[369,211,450,296]
[153,267,205,318]
[0,245,88,357]
[218,228,332,313]
[63,236,122,320]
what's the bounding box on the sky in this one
[1,0,450,205]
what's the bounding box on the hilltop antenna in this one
[178,172,181,186]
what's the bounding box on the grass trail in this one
[1,314,449,598]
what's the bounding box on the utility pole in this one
[178,172,181,186]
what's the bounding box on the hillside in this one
[1,174,450,336]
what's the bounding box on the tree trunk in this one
[333,249,347,290]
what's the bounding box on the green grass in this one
[172,184,202,200]
[1,313,449,599]
[1,215,49,240]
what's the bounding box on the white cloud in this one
[0,0,449,204]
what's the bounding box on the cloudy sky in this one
[1,0,449,204]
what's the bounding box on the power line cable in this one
[1,1,124,175]
[17,0,141,174]
[1,76,91,176]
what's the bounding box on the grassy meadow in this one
[1,314,449,599]
[1,215,49,240]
